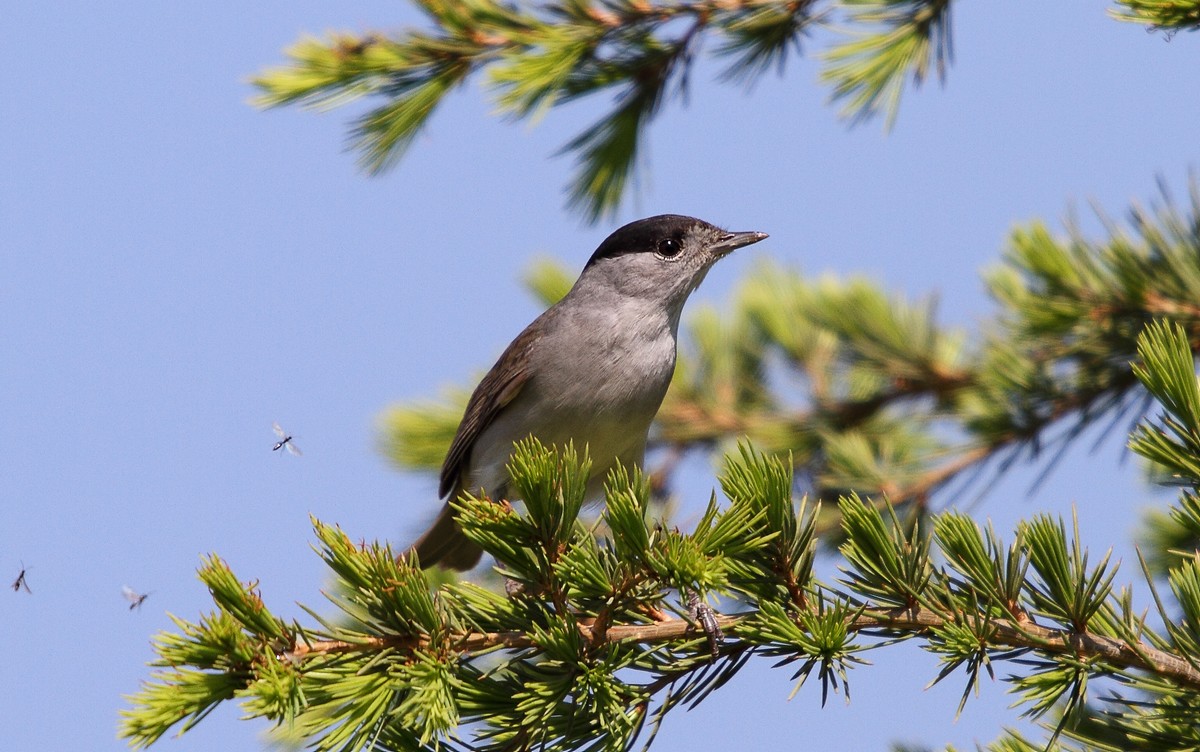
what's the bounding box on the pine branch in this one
[284,615,740,658]
[251,3,1190,218]
[276,603,1200,687]
[863,606,1200,689]
[820,0,954,127]
[121,513,1200,749]
[252,1,821,220]
[1110,0,1200,35]
[123,432,1200,750]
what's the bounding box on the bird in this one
[409,215,768,570]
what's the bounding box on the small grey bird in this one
[410,215,767,569]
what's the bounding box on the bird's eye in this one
[656,237,682,259]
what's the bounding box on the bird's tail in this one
[408,503,483,571]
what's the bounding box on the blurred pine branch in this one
[381,180,1200,540]
[1111,0,1200,36]
[252,1,1200,220]
[252,0,936,221]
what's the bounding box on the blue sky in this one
[3,3,1199,750]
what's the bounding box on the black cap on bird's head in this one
[584,214,768,270]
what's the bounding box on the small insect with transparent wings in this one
[272,421,302,456]
[122,585,150,611]
[12,562,31,594]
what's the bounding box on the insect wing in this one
[122,585,149,610]
[272,422,300,454]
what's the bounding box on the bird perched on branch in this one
[410,215,767,569]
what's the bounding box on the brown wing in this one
[438,324,539,498]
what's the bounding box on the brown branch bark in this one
[286,605,1200,690]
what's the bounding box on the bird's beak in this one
[711,230,768,256]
